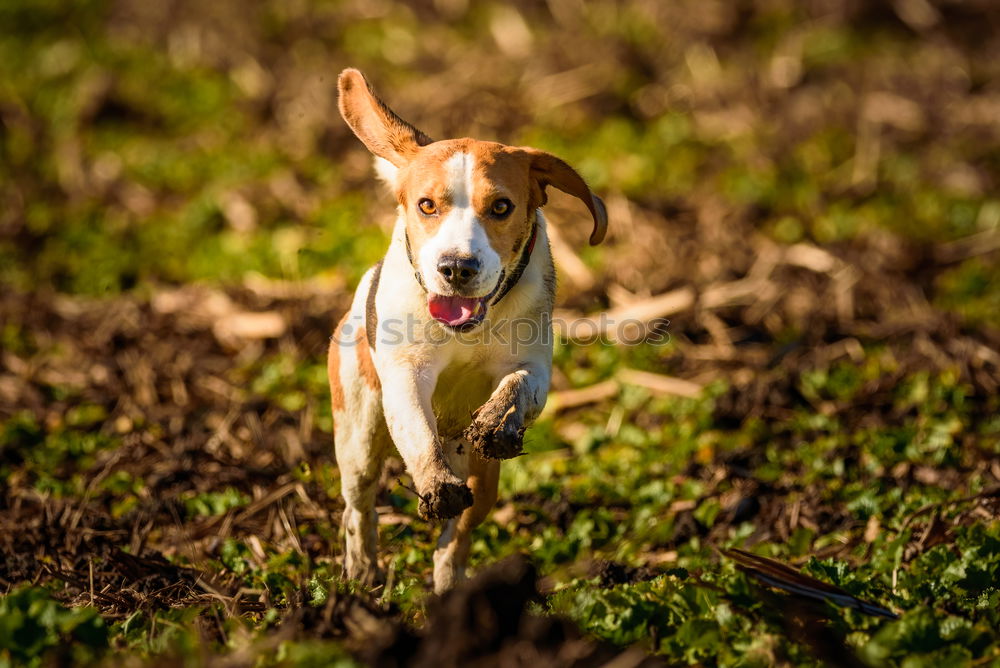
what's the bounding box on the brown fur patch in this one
[472,145,537,267]
[355,321,381,391]
[457,454,500,533]
[328,312,350,413]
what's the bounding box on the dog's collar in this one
[404,220,538,307]
[489,221,538,306]
[403,231,426,292]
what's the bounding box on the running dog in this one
[329,69,607,593]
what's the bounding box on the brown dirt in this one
[364,556,666,668]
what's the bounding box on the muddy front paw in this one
[464,405,525,460]
[418,479,473,520]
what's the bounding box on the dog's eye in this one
[417,199,437,216]
[490,199,513,218]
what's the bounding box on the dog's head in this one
[338,68,607,329]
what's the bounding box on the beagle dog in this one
[329,69,607,593]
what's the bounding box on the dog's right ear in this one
[338,69,433,168]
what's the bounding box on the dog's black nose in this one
[437,255,480,288]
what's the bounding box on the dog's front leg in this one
[380,362,474,520]
[465,360,551,460]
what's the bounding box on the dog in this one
[329,69,607,593]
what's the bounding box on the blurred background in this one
[3,0,999,298]
[2,0,1000,664]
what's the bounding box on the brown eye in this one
[490,198,513,218]
[418,198,437,216]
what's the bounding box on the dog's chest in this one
[432,358,495,440]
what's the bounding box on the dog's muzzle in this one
[410,221,538,332]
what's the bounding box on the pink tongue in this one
[428,294,481,327]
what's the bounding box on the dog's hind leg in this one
[432,444,500,594]
[331,312,390,586]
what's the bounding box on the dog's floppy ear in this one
[522,149,608,246]
[338,69,434,167]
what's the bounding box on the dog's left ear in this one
[522,149,608,245]
[338,68,434,167]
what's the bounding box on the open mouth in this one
[427,294,488,330]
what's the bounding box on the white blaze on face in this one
[418,152,502,296]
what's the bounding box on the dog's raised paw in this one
[464,416,525,460]
[418,480,473,520]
